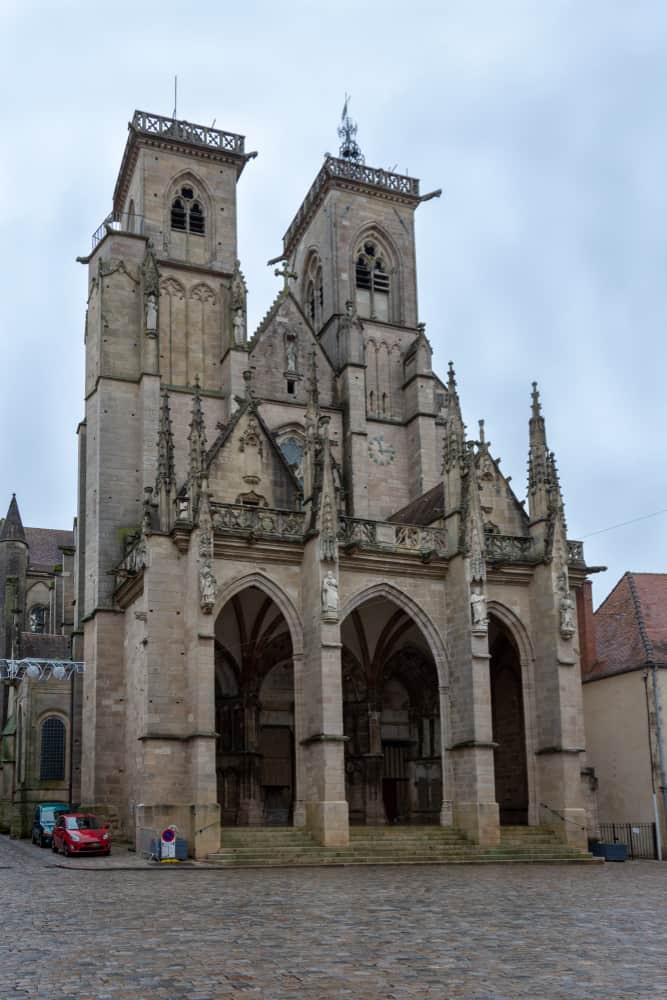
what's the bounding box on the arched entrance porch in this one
[340,594,442,825]
[489,615,529,825]
[215,585,295,826]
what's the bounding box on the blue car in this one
[31,802,70,848]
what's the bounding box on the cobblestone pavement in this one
[1,834,665,999]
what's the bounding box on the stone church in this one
[3,108,595,856]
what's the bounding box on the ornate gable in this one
[206,403,302,511]
[249,292,336,407]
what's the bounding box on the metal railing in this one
[132,110,245,155]
[284,155,420,252]
[92,210,144,249]
[598,822,658,859]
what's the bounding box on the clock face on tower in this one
[368,434,395,466]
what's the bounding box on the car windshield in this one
[65,816,101,831]
[40,808,59,822]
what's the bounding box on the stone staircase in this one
[207,825,598,868]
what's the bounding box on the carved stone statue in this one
[470,587,488,630]
[321,571,339,617]
[146,293,157,332]
[200,559,217,612]
[559,590,577,639]
[231,260,247,346]
[286,334,298,373]
[232,307,246,346]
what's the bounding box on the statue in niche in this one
[321,571,339,617]
[146,293,157,332]
[200,559,217,612]
[558,570,576,639]
[470,586,488,630]
[231,260,247,346]
[285,334,298,373]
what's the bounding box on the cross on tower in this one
[273,261,298,291]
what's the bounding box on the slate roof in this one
[388,483,444,525]
[585,572,667,681]
[24,527,74,572]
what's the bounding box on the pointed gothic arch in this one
[341,581,449,689]
[487,600,539,826]
[212,571,303,657]
[349,224,401,323]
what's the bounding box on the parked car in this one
[31,802,70,848]
[52,813,111,856]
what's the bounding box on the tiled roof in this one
[388,483,444,526]
[25,527,74,571]
[586,572,667,680]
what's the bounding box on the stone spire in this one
[188,377,207,516]
[0,495,26,544]
[302,353,320,506]
[155,388,176,531]
[463,443,486,583]
[442,363,466,553]
[527,381,550,522]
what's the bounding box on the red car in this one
[52,813,111,856]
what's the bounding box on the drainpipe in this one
[644,671,663,861]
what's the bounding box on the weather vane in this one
[337,94,364,164]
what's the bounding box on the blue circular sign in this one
[161,827,176,843]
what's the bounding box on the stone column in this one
[292,651,306,827]
[446,559,499,846]
[299,535,349,846]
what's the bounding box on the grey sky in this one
[1,0,665,605]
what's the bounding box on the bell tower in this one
[280,102,441,516]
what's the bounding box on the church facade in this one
[70,109,593,858]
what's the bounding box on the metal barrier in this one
[598,822,658,859]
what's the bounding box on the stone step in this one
[207,853,598,868]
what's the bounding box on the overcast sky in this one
[0,0,665,606]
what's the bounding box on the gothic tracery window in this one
[304,253,324,329]
[355,240,390,321]
[171,184,206,235]
[40,717,66,781]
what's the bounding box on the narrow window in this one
[287,379,296,396]
[40,717,66,781]
[170,185,206,235]
[355,240,391,320]
[189,201,205,235]
[369,389,374,412]
[171,197,187,231]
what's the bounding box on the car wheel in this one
[40,835,47,848]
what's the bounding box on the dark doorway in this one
[489,622,528,825]
[382,779,399,822]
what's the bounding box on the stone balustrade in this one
[210,503,305,542]
[339,517,447,558]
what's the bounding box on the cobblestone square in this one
[2,835,665,999]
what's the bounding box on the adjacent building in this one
[581,572,667,852]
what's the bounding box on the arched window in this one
[29,605,47,634]
[171,184,206,235]
[304,253,324,329]
[355,240,390,321]
[40,717,66,781]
